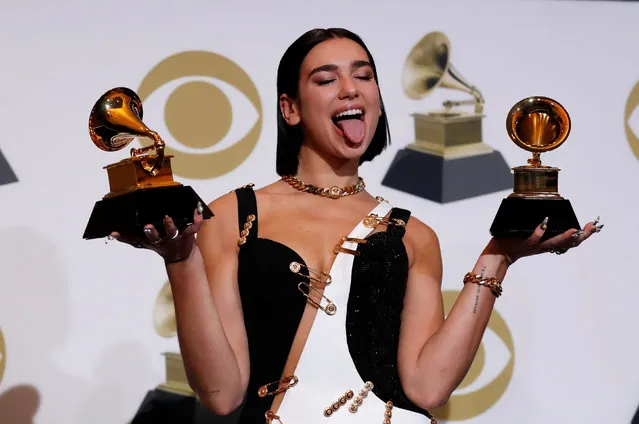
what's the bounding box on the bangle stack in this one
[463,272,503,298]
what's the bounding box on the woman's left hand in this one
[488,216,604,265]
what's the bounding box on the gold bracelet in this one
[463,272,503,298]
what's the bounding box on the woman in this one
[113,28,601,423]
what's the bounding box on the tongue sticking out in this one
[336,119,365,144]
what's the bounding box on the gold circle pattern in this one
[138,51,262,179]
[624,80,639,160]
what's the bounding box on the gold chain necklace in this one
[282,175,365,199]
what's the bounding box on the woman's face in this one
[281,37,382,164]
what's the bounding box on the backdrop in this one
[1,0,638,423]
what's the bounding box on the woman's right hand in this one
[110,201,206,264]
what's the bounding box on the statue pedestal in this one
[130,353,243,423]
[382,112,512,203]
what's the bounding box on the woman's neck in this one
[294,143,360,188]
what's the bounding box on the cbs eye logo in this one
[137,51,263,179]
[431,290,515,421]
[625,80,639,161]
[0,326,5,385]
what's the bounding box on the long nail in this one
[594,224,604,233]
[572,230,584,239]
[540,216,549,231]
[197,201,204,215]
[593,216,600,226]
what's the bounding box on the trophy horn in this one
[402,31,484,114]
[89,87,165,176]
[506,96,571,167]
[153,281,177,338]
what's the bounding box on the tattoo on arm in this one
[473,266,486,314]
[473,285,480,314]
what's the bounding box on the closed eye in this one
[317,76,372,86]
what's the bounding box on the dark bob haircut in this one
[275,28,391,176]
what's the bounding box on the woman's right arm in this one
[163,192,250,415]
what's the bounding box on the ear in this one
[279,94,301,126]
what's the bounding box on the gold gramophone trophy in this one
[82,87,213,240]
[381,31,511,203]
[489,96,580,239]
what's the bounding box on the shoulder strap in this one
[386,207,411,238]
[234,185,258,243]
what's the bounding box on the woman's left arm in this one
[397,217,600,410]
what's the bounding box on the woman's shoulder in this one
[202,180,281,225]
[388,203,440,268]
[199,182,264,241]
[404,213,438,243]
[380,199,437,242]
[205,180,276,208]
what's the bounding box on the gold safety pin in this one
[363,213,406,229]
[265,410,283,424]
[258,375,299,398]
[298,282,337,315]
[289,261,332,285]
[333,236,367,256]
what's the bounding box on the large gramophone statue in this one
[381,31,511,203]
[489,96,580,239]
[83,87,213,240]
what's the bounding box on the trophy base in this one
[130,389,197,424]
[381,147,512,203]
[157,352,194,397]
[82,185,213,240]
[130,352,242,423]
[632,403,639,424]
[130,388,242,423]
[0,148,18,186]
[489,196,581,239]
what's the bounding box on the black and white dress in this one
[233,185,436,423]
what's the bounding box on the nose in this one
[339,77,358,99]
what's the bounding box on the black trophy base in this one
[83,185,213,240]
[0,147,18,186]
[130,389,243,424]
[381,148,512,203]
[489,196,581,240]
[131,389,196,424]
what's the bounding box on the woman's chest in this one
[256,205,374,273]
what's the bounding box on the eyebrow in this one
[308,60,372,77]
